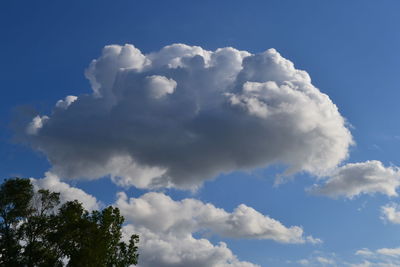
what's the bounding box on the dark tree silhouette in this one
[0,178,139,267]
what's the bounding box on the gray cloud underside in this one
[22,43,353,189]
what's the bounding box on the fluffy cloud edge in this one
[309,161,400,199]
[30,174,320,266]
[352,247,400,267]
[20,43,353,189]
[381,202,400,224]
[115,191,321,245]
[30,172,101,211]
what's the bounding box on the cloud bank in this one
[21,43,353,189]
[116,192,319,267]
[310,161,400,198]
[353,247,400,267]
[115,191,319,244]
[31,175,319,267]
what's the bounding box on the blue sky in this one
[2,1,400,266]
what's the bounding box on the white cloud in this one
[356,249,376,258]
[29,175,263,266]
[352,247,400,267]
[20,43,353,189]
[290,247,400,267]
[145,75,177,99]
[376,248,400,257]
[26,115,49,135]
[316,257,336,265]
[310,161,400,198]
[298,259,310,265]
[115,191,319,244]
[123,224,259,267]
[116,192,319,267]
[381,203,400,224]
[30,172,100,211]
[295,252,337,267]
[349,261,373,267]
[55,95,78,109]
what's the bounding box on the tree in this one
[52,201,139,266]
[21,189,62,266]
[0,178,139,266]
[0,178,33,266]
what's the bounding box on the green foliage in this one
[0,178,34,266]
[0,178,139,267]
[20,189,62,267]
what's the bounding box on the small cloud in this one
[309,161,400,199]
[377,247,400,257]
[381,203,400,224]
[355,248,375,258]
[353,246,400,266]
[294,251,337,266]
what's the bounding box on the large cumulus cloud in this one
[21,43,353,189]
